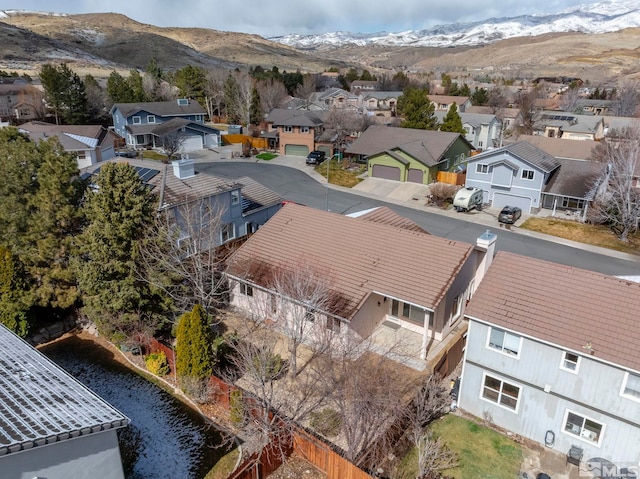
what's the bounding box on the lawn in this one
[256,152,278,161]
[315,159,365,188]
[520,217,640,255]
[397,414,523,479]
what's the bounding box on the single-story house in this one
[0,324,129,479]
[110,99,221,151]
[226,202,498,367]
[534,111,605,141]
[465,141,561,213]
[459,252,640,467]
[19,121,120,168]
[346,125,475,184]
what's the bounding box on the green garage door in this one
[285,144,310,156]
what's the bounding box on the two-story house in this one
[110,99,221,151]
[435,111,502,150]
[0,80,45,123]
[361,91,402,118]
[428,95,472,113]
[226,203,498,370]
[465,142,561,213]
[0,324,129,479]
[19,121,120,168]
[346,125,474,184]
[459,252,640,468]
[264,108,326,156]
[83,157,282,248]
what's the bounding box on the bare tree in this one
[140,196,229,318]
[159,130,187,162]
[486,85,508,114]
[257,78,288,114]
[204,68,228,122]
[294,74,316,108]
[515,87,541,135]
[234,71,256,129]
[590,127,640,242]
[413,433,458,479]
[323,107,372,157]
[611,80,640,118]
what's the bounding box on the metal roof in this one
[0,325,129,456]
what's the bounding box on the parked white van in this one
[453,187,483,212]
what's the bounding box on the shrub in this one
[230,389,244,425]
[252,351,284,380]
[309,408,342,437]
[145,351,170,376]
[429,183,459,208]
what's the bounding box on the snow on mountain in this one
[268,1,640,48]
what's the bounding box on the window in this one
[482,374,520,411]
[283,126,293,133]
[300,126,310,133]
[561,351,580,372]
[476,164,488,174]
[221,223,235,243]
[449,294,463,324]
[132,116,141,124]
[76,151,86,160]
[147,115,156,123]
[562,197,585,209]
[521,170,534,180]
[488,327,521,357]
[231,190,240,205]
[402,303,425,325]
[239,283,253,296]
[621,372,640,401]
[564,410,604,444]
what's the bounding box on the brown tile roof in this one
[345,125,463,167]
[353,206,430,233]
[227,203,473,319]
[465,251,640,372]
[506,134,597,161]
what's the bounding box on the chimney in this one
[473,230,497,292]
[172,156,195,179]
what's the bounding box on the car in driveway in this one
[498,205,522,224]
[306,150,326,165]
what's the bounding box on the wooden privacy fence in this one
[437,171,466,185]
[222,134,268,149]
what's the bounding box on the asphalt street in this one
[197,160,640,277]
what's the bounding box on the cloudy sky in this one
[0,0,608,37]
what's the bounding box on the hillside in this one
[1,11,640,84]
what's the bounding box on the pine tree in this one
[175,304,214,382]
[39,63,88,124]
[439,103,466,134]
[75,162,161,334]
[0,246,33,336]
[397,86,438,130]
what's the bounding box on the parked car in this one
[498,205,522,224]
[453,187,483,212]
[306,150,326,165]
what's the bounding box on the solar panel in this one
[242,198,262,213]
[134,166,160,183]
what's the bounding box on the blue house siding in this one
[460,320,640,464]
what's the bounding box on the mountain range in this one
[270,1,640,48]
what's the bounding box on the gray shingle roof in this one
[543,158,605,198]
[266,109,326,127]
[465,252,640,373]
[474,141,560,173]
[506,134,597,161]
[0,325,129,456]
[227,203,473,319]
[112,99,206,118]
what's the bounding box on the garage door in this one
[407,168,424,184]
[285,144,309,156]
[372,165,401,181]
[181,135,203,151]
[204,133,219,148]
[493,192,532,213]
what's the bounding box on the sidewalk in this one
[191,147,640,264]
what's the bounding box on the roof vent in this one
[172,155,195,179]
[177,98,189,106]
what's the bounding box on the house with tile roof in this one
[264,108,327,157]
[346,125,474,184]
[458,252,640,468]
[465,141,561,213]
[361,91,402,118]
[428,95,472,113]
[0,324,129,478]
[19,121,120,168]
[110,99,221,152]
[226,203,498,369]
[83,157,282,248]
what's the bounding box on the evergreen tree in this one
[471,86,489,105]
[75,162,162,334]
[174,65,207,105]
[128,69,149,102]
[175,304,214,383]
[397,86,438,130]
[439,103,466,134]
[0,246,33,336]
[223,74,240,123]
[106,70,135,103]
[39,63,88,124]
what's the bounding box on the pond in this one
[41,335,232,479]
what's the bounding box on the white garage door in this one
[372,165,401,181]
[493,192,532,213]
[204,133,219,148]
[285,144,309,156]
[181,135,203,152]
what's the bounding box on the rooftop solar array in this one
[0,325,129,456]
[242,198,263,214]
[542,114,575,121]
[84,165,160,189]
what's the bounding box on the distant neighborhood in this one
[0,52,639,479]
